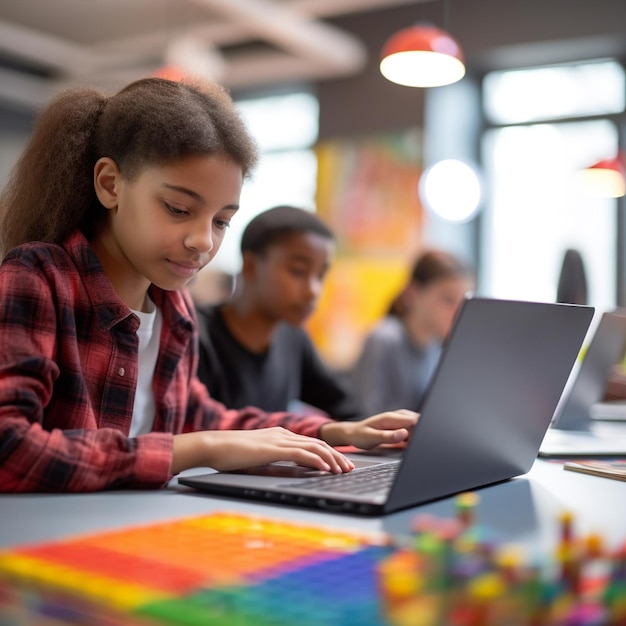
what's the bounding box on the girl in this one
[0,77,416,493]
[351,249,474,416]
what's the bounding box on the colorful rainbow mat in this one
[0,511,390,626]
[1,500,625,625]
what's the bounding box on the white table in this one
[1,459,623,558]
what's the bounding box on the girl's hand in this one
[318,409,419,450]
[171,427,355,475]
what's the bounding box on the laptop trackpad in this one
[228,458,384,478]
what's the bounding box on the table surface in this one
[1,459,624,556]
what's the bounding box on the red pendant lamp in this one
[580,152,626,198]
[380,21,465,88]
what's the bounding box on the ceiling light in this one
[153,35,225,83]
[580,152,626,198]
[380,22,465,88]
[419,159,482,222]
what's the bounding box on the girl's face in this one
[246,232,334,326]
[411,276,472,341]
[94,153,242,309]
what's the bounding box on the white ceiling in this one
[0,0,431,110]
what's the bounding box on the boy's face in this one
[246,232,334,326]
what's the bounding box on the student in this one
[351,249,474,416]
[196,205,361,420]
[0,77,417,493]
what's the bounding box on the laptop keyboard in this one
[277,462,400,496]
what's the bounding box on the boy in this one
[196,205,361,420]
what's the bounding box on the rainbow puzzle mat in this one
[1,496,626,626]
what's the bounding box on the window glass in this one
[484,60,625,125]
[236,92,319,151]
[206,92,319,275]
[212,150,318,274]
[480,119,617,310]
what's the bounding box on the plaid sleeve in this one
[0,417,174,492]
[0,261,174,493]
[185,375,333,438]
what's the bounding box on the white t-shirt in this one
[128,297,162,437]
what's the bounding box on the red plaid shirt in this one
[0,230,331,492]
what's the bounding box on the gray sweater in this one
[351,315,442,415]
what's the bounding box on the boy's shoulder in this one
[195,302,226,326]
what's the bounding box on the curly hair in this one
[0,77,258,257]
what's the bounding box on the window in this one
[484,59,625,125]
[480,60,625,311]
[210,91,319,274]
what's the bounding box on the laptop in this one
[538,309,626,458]
[180,296,593,515]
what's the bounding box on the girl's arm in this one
[0,259,175,493]
[318,409,418,449]
[171,427,354,475]
[0,414,174,492]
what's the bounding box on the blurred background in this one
[1,0,625,368]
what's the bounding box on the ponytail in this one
[0,89,106,257]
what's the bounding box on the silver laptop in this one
[539,309,626,458]
[180,297,593,515]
